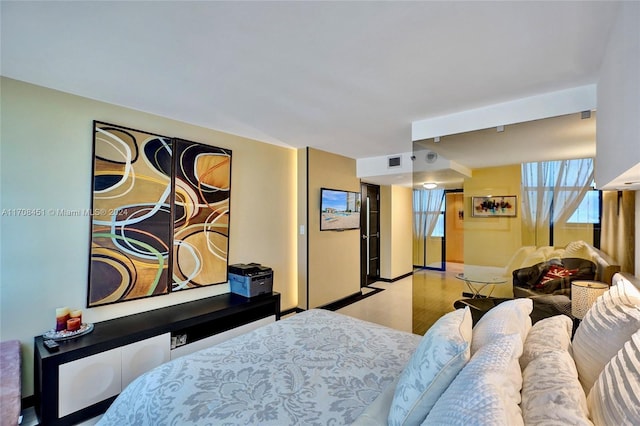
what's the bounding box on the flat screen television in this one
[320,187,361,231]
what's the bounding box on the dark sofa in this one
[512,242,619,298]
[513,257,597,297]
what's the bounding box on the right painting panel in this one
[172,139,232,291]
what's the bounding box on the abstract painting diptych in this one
[88,122,231,307]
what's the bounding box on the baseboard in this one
[318,287,385,311]
[21,394,34,410]
[377,271,414,283]
[281,307,305,317]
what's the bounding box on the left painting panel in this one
[88,122,173,307]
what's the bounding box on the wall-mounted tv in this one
[320,187,361,231]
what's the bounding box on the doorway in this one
[445,191,464,264]
[360,183,380,287]
[413,189,463,271]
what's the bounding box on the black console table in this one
[34,292,280,425]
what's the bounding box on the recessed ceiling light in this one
[423,182,437,189]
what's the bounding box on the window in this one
[521,158,600,246]
[567,189,600,224]
[431,199,445,237]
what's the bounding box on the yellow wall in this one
[297,148,308,308]
[0,77,298,396]
[306,148,361,308]
[380,185,413,279]
[463,165,523,267]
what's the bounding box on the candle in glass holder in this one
[70,309,82,325]
[55,307,70,332]
[67,317,81,332]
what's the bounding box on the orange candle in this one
[56,307,70,332]
[70,310,82,324]
[67,317,81,332]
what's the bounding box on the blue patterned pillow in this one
[388,307,472,426]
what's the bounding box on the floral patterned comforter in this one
[98,309,421,425]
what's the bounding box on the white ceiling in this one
[0,1,620,172]
[411,111,597,189]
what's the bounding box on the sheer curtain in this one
[521,158,594,246]
[413,188,445,266]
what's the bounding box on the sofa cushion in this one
[572,278,640,393]
[587,330,640,426]
[388,307,472,426]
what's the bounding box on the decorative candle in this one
[66,317,81,332]
[70,310,82,324]
[55,307,70,332]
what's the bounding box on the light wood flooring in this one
[338,263,467,335]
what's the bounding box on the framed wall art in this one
[87,122,232,307]
[172,138,231,291]
[471,195,517,218]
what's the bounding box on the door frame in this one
[413,188,462,272]
[360,183,380,287]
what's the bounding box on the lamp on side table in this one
[571,281,608,320]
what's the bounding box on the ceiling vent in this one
[387,156,402,168]
[425,151,438,164]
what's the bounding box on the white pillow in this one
[388,307,472,426]
[547,248,566,260]
[587,330,640,426]
[521,251,548,269]
[521,350,591,426]
[503,246,536,274]
[471,298,532,355]
[536,246,555,258]
[520,314,573,370]
[572,279,640,393]
[424,333,524,426]
[564,240,592,260]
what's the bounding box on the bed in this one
[98,309,421,425]
[99,272,640,426]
